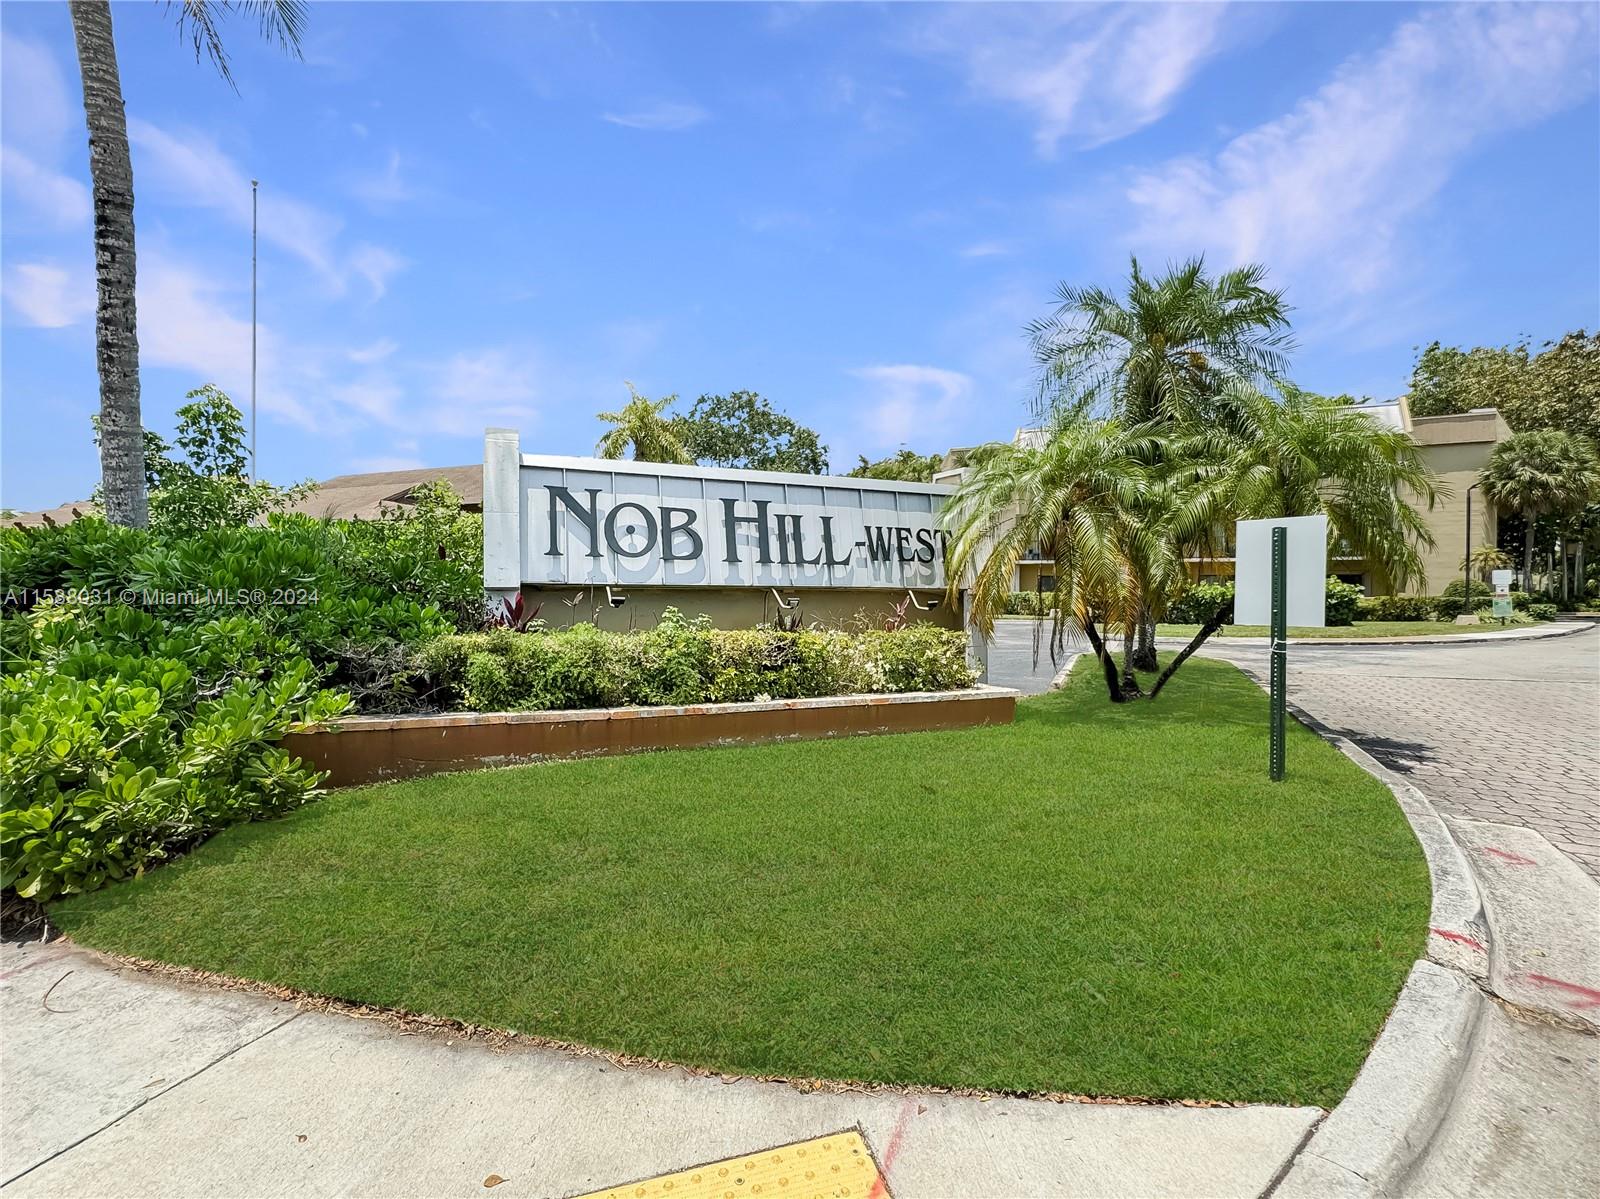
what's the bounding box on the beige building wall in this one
[519,584,961,633]
[1404,411,1509,596]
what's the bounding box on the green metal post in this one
[1270,526,1287,781]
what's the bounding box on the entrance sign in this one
[1234,515,1329,627]
[484,429,952,592]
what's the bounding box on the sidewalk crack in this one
[0,1008,301,1190]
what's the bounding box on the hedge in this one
[421,608,977,712]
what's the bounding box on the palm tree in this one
[595,383,692,464]
[1480,430,1600,595]
[1183,383,1446,592]
[1027,256,1294,425]
[1462,546,1513,583]
[941,416,1205,703]
[1028,256,1293,667]
[69,0,306,527]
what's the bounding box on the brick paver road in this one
[1198,626,1600,876]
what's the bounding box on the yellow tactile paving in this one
[573,1129,887,1199]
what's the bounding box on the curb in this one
[1048,652,1081,690]
[1270,962,1482,1199]
[1156,620,1594,648]
[1234,677,1494,1197]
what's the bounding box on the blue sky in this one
[2,1,1597,511]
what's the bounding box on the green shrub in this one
[1356,594,1436,621]
[1167,582,1235,625]
[421,609,976,712]
[1440,578,1493,600]
[1004,591,1053,617]
[1324,578,1363,627]
[1527,603,1558,622]
[0,602,349,901]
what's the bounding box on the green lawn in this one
[1157,621,1503,639]
[52,658,1428,1108]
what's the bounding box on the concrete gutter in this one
[1157,620,1594,649]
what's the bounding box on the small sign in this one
[1492,597,1513,619]
[1235,516,1329,627]
[1491,569,1513,590]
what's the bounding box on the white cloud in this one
[347,337,399,364]
[0,147,91,230]
[125,119,406,298]
[2,262,95,327]
[959,240,1011,259]
[850,364,974,448]
[910,3,1231,154]
[601,101,708,131]
[349,244,408,300]
[348,149,412,207]
[1,34,74,154]
[432,348,539,435]
[1124,3,1600,296]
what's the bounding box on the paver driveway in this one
[1197,626,1600,876]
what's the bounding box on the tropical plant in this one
[595,383,691,464]
[1185,383,1446,592]
[69,0,308,527]
[674,391,828,473]
[845,450,944,482]
[1480,430,1600,595]
[143,386,311,535]
[1462,545,1513,582]
[417,609,974,712]
[942,415,1213,702]
[1027,256,1294,425]
[1027,257,1293,669]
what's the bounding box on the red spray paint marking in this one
[866,1097,918,1199]
[1482,846,1538,866]
[1524,974,1600,1009]
[1431,927,1486,951]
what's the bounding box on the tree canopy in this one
[845,450,943,483]
[674,391,828,474]
[594,384,691,464]
[1408,331,1600,445]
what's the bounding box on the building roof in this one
[280,465,481,521]
[7,465,482,529]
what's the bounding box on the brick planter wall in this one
[280,686,1020,787]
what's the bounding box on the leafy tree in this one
[1480,430,1600,595]
[673,392,828,474]
[1185,383,1445,593]
[595,383,692,464]
[845,450,943,482]
[70,0,307,527]
[144,386,309,535]
[1408,332,1600,444]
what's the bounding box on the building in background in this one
[935,400,1511,599]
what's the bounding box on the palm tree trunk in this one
[70,0,146,527]
[1523,513,1536,596]
[1120,621,1142,696]
[1133,612,1158,672]
[1081,616,1125,703]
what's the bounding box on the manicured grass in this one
[52,658,1428,1108]
[1158,621,1504,639]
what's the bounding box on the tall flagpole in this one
[251,178,259,482]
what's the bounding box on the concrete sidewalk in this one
[1,940,1319,1199]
